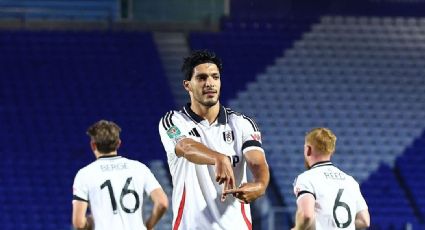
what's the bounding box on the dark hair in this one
[181,50,223,81]
[87,120,121,154]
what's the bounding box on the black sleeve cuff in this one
[242,140,262,151]
[297,191,316,199]
[73,195,88,202]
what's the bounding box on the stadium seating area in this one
[362,164,418,229]
[190,16,317,103]
[360,130,425,230]
[395,131,425,225]
[227,15,425,228]
[0,30,173,229]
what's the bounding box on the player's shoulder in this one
[333,165,357,180]
[294,171,307,185]
[344,172,360,186]
[293,170,312,184]
[159,109,187,130]
[122,157,148,168]
[225,107,259,126]
[75,161,97,178]
[160,109,185,120]
[160,109,188,122]
[295,166,326,184]
[225,106,250,120]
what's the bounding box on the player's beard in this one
[201,97,219,107]
[304,158,311,170]
[196,91,220,107]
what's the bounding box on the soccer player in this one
[292,127,370,230]
[72,120,168,230]
[158,50,270,229]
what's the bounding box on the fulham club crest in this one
[223,130,234,144]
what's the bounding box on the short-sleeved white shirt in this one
[159,104,264,230]
[73,155,161,230]
[293,161,368,230]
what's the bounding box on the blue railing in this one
[0,0,119,22]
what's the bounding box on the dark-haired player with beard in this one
[159,50,269,230]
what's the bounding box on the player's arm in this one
[145,187,169,230]
[224,149,269,203]
[291,194,315,230]
[176,138,234,186]
[355,209,370,229]
[354,182,370,229]
[72,200,93,230]
[159,113,234,187]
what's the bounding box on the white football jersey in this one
[73,155,161,230]
[159,104,264,230]
[293,161,368,230]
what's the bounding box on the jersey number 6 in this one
[100,177,140,214]
[333,188,352,228]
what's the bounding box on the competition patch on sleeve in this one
[294,186,301,197]
[293,174,315,198]
[293,177,300,196]
[251,132,262,142]
[167,125,182,139]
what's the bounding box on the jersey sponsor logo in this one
[167,125,181,139]
[223,130,234,143]
[251,133,261,142]
[231,155,240,167]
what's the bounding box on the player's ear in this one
[90,141,97,152]
[306,145,313,156]
[183,80,191,92]
[117,140,122,149]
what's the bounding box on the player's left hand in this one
[223,182,266,203]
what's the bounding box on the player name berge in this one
[100,163,128,172]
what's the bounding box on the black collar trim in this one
[310,161,332,169]
[98,155,121,159]
[183,103,227,124]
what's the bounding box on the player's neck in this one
[95,151,118,159]
[190,102,220,124]
[310,156,331,166]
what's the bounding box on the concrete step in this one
[153,31,190,108]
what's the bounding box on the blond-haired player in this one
[292,128,370,230]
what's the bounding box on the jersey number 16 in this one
[100,177,140,214]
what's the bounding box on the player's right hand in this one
[214,154,235,201]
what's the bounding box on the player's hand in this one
[85,215,94,230]
[214,154,235,201]
[224,182,266,203]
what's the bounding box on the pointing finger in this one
[223,188,243,195]
[221,179,231,202]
